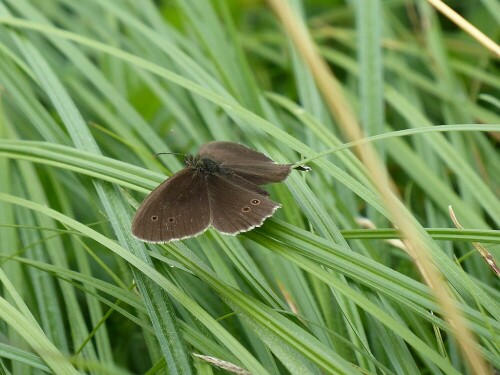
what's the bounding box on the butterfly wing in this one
[132,169,210,242]
[207,173,280,235]
[199,141,292,185]
[199,141,275,163]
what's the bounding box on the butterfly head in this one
[184,153,197,166]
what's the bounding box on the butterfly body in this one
[132,141,298,243]
[186,155,224,175]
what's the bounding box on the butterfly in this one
[132,141,308,242]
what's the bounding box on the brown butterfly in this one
[132,141,309,242]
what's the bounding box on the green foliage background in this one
[0,1,498,374]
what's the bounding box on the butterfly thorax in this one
[185,154,223,175]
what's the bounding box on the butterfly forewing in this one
[221,163,291,185]
[199,141,293,184]
[199,141,274,163]
[132,169,211,242]
[207,173,280,235]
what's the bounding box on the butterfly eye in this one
[242,207,250,212]
[151,215,159,221]
[251,199,260,205]
[168,217,175,223]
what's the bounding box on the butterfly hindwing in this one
[207,173,280,235]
